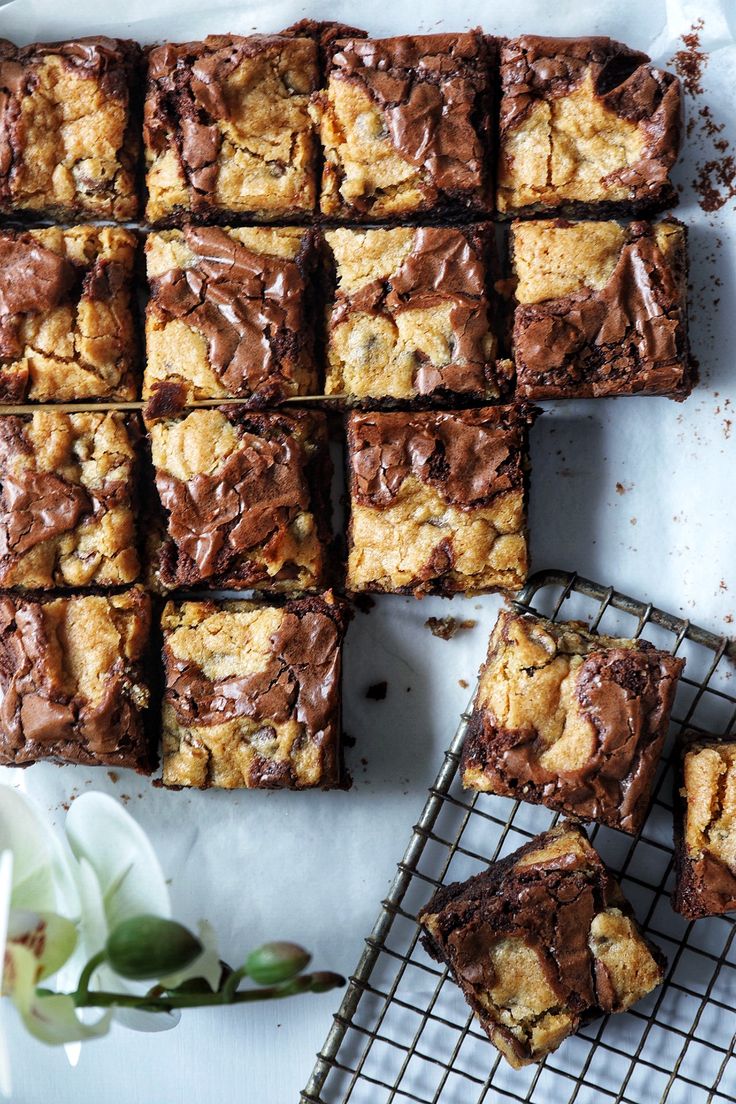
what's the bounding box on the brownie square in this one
[462,608,685,834]
[144,226,318,408]
[143,35,319,225]
[0,37,140,221]
[0,226,139,404]
[419,822,665,1068]
[161,593,345,789]
[324,225,511,405]
[0,587,152,771]
[673,737,736,919]
[311,32,493,220]
[147,407,330,593]
[497,36,682,218]
[512,218,692,399]
[345,406,534,597]
[0,411,140,590]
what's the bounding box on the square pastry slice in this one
[462,608,685,833]
[346,406,534,597]
[497,36,681,217]
[311,32,493,220]
[0,411,140,589]
[512,219,692,399]
[0,588,152,771]
[143,35,319,225]
[419,823,665,1068]
[147,407,330,592]
[161,593,345,789]
[0,37,140,220]
[144,226,318,409]
[673,737,736,919]
[0,226,139,404]
[324,226,510,405]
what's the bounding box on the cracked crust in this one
[324,225,508,404]
[419,822,665,1068]
[0,587,152,770]
[144,226,318,406]
[0,37,141,221]
[461,608,684,833]
[511,218,692,399]
[0,410,140,589]
[345,406,535,596]
[0,226,139,403]
[161,593,345,789]
[310,32,493,220]
[673,738,736,918]
[497,36,681,217]
[148,407,330,593]
[143,35,319,225]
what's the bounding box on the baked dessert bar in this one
[673,737,736,919]
[419,822,666,1067]
[143,35,319,225]
[462,608,685,833]
[345,406,534,596]
[311,32,493,220]
[0,587,152,771]
[161,593,345,789]
[144,226,318,408]
[0,411,140,589]
[497,36,681,217]
[324,225,509,405]
[147,407,330,592]
[512,218,692,399]
[0,226,139,404]
[0,37,140,220]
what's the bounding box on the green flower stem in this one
[68,971,345,1012]
[74,951,108,1005]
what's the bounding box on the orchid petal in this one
[0,788,78,919]
[113,1007,182,1033]
[7,944,111,1045]
[6,910,77,982]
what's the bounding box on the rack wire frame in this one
[301,569,736,1104]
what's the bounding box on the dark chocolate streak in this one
[0,591,150,768]
[673,741,736,919]
[0,233,77,359]
[514,223,689,398]
[348,407,527,509]
[331,227,489,394]
[330,33,487,199]
[150,226,307,396]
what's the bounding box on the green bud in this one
[106,915,202,980]
[309,971,345,993]
[245,942,310,985]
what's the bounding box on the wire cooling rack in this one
[301,568,736,1104]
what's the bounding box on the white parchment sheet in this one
[0,0,734,1100]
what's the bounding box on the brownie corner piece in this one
[497,35,682,217]
[144,225,318,405]
[147,405,330,593]
[312,30,493,220]
[461,607,685,833]
[324,223,508,405]
[673,736,736,919]
[0,224,139,404]
[511,217,692,399]
[419,822,665,1067]
[345,405,536,597]
[161,591,346,790]
[0,36,141,221]
[0,587,152,771]
[143,34,319,225]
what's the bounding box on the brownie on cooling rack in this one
[419,822,666,1067]
[673,736,736,919]
[461,607,685,833]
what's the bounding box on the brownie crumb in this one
[459,678,469,689]
[672,18,706,96]
[107,771,119,783]
[366,681,388,701]
[343,732,356,748]
[426,616,477,640]
[353,593,376,614]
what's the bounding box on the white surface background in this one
[0,0,735,1101]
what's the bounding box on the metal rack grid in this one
[301,568,736,1104]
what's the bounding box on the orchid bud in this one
[106,915,202,980]
[245,942,310,985]
[309,971,345,993]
